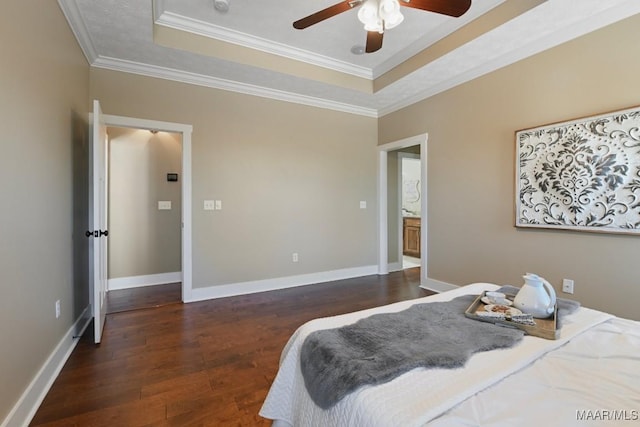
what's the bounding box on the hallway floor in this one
[106,282,182,314]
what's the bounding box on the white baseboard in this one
[108,271,181,291]
[188,265,378,302]
[420,277,459,293]
[1,306,91,427]
[387,262,403,272]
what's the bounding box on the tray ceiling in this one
[59,0,640,117]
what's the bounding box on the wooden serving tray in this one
[464,291,559,340]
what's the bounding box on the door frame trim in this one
[103,114,193,302]
[377,134,428,285]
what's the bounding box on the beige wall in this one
[90,69,378,288]
[380,14,640,320]
[108,128,182,278]
[0,1,90,421]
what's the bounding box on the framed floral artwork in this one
[515,105,640,234]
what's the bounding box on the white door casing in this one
[100,113,194,303]
[377,134,428,284]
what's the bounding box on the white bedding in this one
[429,316,640,426]
[259,283,639,426]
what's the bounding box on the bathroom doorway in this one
[400,153,422,270]
[376,133,428,285]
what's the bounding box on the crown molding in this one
[57,0,97,64]
[91,56,378,118]
[64,0,640,120]
[379,0,640,117]
[153,8,374,80]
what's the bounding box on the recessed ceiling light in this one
[350,45,365,55]
[214,0,229,13]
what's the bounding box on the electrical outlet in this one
[55,300,61,319]
[292,253,299,263]
[562,279,574,294]
[360,201,367,209]
[204,200,215,210]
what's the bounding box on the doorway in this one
[399,152,422,270]
[105,127,183,313]
[97,113,193,311]
[376,134,428,284]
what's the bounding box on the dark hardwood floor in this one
[106,283,182,314]
[31,268,431,426]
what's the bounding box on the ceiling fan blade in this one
[293,1,359,30]
[366,31,383,53]
[400,0,472,17]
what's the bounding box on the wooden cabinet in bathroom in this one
[403,217,421,258]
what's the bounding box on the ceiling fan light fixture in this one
[358,0,403,32]
[379,0,399,18]
[379,0,403,29]
[363,20,384,33]
[292,0,471,54]
[357,0,379,26]
[384,11,404,29]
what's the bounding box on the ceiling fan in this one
[293,0,472,53]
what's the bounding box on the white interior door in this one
[90,99,108,343]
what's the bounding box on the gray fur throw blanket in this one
[300,295,524,409]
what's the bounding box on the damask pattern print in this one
[516,106,640,234]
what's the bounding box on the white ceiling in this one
[59,0,640,117]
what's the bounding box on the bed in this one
[259,283,640,426]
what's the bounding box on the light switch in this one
[204,200,215,210]
[158,201,172,210]
[360,201,367,209]
[215,200,222,210]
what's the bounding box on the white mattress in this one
[260,283,639,426]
